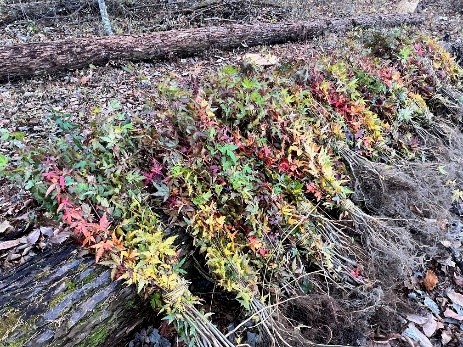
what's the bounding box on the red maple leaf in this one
[414,43,424,57]
[62,206,83,224]
[278,159,291,173]
[80,225,96,246]
[258,146,271,159]
[350,267,361,278]
[99,213,111,230]
[59,175,66,190]
[306,183,323,201]
[143,171,155,185]
[149,159,163,175]
[258,146,274,166]
[57,196,71,213]
[43,170,60,182]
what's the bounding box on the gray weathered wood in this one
[0,243,149,347]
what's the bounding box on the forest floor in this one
[1,1,463,347]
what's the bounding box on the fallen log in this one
[0,243,151,346]
[0,13,423,81]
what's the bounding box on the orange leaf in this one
[423,270,438,291]
[91,239,114,262]
[247,236,262,252]
[111,232,125,250]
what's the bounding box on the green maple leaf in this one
[152,182,170,202]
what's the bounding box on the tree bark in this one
[0,13,423,81]
[0,243,151,347]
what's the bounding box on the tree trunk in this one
[0,243,151,347]
[0,13,423,81]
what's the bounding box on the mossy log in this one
[0,13,423,81]
[0,243,150,347]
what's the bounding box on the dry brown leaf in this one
[437,218,449,231]
[26,229,41,245]
[446,290,463,306]
[454,274,463,287]
[406,314,428,325]
[439,257,456,270]
[0,239,20,250]
[40,227,54,237]
[404,275,420,290]
[443,308,463,320]
[423,270,438,291]
[402,323,433,347]
[7,253,21,261]
[49,231,71,244]
[407,314,439,337]
[422,315,437,337]
[243,53,279,66]
[440,240,452,248]
[441,330,452,345]
[0,220,13,234]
